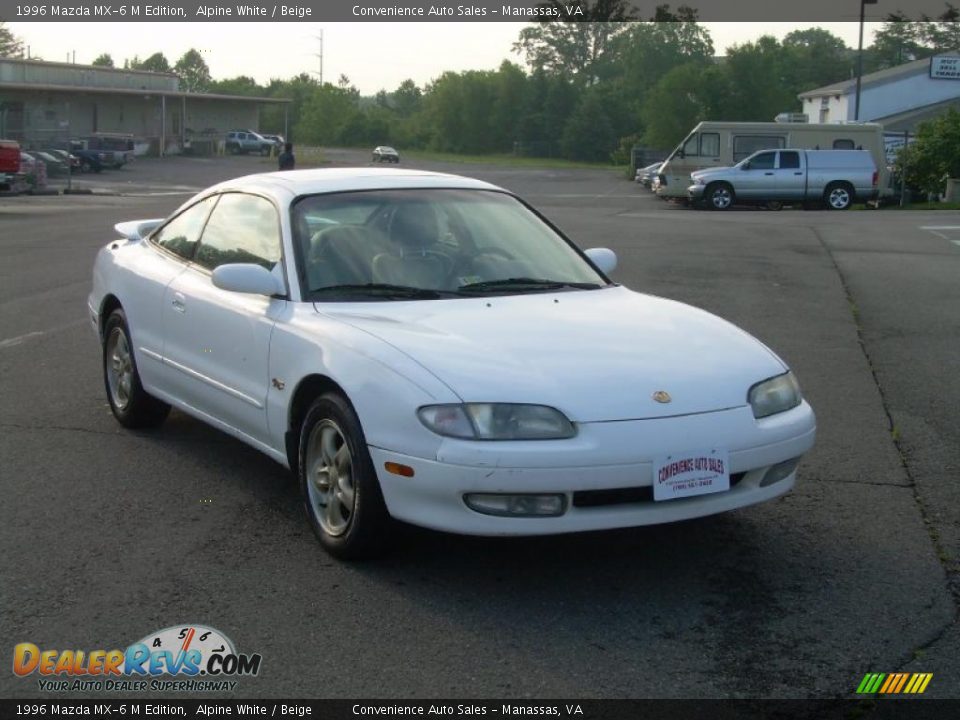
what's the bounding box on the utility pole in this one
[854,0,878,121]
[313,30,324,86]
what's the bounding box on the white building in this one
[798,54,960,134]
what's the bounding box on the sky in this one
[9,22,882,96]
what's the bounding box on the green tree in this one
[897,108,960,194]
[91,53,115,68]
[920,3,960,51]
[719,36,797,121]
[512,1,636,82]
[0,22,24,58]
[781,28,852,92]
[392,79,423,117]
[209,76,263,96]
[642,62,725,149]
[174,49,211,92]
[560,89,616,161]
[130,52,172,72]
[864,14,928,71]
[295,81,360,145]
[261,73,318,142]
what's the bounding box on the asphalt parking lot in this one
[1,150,958,701]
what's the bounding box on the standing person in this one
[278,142,295,171]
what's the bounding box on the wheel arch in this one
[286,373,353,472]
[99,294,123,340]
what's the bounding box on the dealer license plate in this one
[653,449,730,502]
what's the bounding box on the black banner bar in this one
[0,0,952,23]
[2,699,960,720]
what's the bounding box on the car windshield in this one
[292,189,608,301]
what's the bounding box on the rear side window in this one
[833,139,855,150]
[779,151,801,169]
[151,195,217,260]
[194,193,282,271]
[734,135,786,161]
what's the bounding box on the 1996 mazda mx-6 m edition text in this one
[90,168,816,559]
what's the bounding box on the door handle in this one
[764,172,774,175]
[794,172,803,175]
[171,292,186,313]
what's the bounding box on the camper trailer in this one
[656,121,890,200]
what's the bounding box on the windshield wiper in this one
[310,283,452,299]
[457,277,604,293]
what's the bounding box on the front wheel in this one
[299,393,391,559]
[103,309,170,428]
[705,183,734,210]
[824,182,854,210]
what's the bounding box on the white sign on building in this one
[930,56,960,80]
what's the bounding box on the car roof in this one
[201,167,504,201]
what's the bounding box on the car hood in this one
[315,286,786,422]
[691,166,735,180]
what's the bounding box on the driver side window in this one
[194,193,282,272]
[749,152,776,170]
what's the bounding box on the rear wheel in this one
[705,182,734,211]
[299,393,391,559]
[103,309,170,429]
[824,182,854,210]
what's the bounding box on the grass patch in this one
[875,201,960,210]
[400,149,618,171]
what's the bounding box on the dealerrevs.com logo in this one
[13,624,262,692]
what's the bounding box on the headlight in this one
[748,372,802,419]
[693,176,705,185]
[418,403,576,440]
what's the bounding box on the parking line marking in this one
[0,331,43,349]
[920,226,960,242]
[0,319,87,350]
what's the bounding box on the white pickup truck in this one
[688,149,878,210]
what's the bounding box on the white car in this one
[89,168,816,559]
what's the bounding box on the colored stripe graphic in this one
[856,673,932,695]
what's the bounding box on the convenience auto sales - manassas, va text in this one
[351,706,583,716]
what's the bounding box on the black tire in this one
[824,182,854,210]
[80,159,92,173]
[765,200,784,211]
[705,182,735,210]
[298,393,391,560]
[102,309,170,429]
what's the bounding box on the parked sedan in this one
[28,150,70,176]
[89,168,815,559]
[636,162,663,189]
[46,148,81,172]
[372,146,400,163]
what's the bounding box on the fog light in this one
[464,493,566,518]
[760,458,800,487]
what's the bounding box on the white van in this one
[656,121,890,200]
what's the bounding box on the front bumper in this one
[370,402,815,536]
[688,183,705,200]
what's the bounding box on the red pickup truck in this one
[0,139,20,190]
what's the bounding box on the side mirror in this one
[742,161,751,170]
[585,248,617,275]
[212,263,285,296]
[677,150,685,159]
